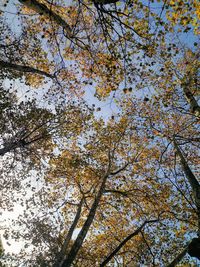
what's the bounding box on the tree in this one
[4,113,173,266]
[0,82,91,222]
[0,0,200,266]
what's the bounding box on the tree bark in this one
[174,139,200,237]
[0,60,54,79]
[18,0,72,38]
[61,173,109,267]
[53,198,84,267]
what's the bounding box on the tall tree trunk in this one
[174,139,200,237]
[61,173,109,267]
[53,198,84,267]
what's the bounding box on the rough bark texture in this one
[174,139,200,262]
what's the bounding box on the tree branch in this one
[174,138,200,236]
[104,189,129,196]
[174,139,200,198]
[18,0,72,37]
[110,162,129,175]
[93,0,119,5]
[0,142,19,156]
[100,219,159,267]
[167,246,188,267]
[0,60,54,79]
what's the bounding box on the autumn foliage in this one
[0,0,199,266]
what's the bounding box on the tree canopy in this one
[0,0,199,266]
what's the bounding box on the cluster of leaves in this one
[0,0,199,267]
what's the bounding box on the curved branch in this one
[100,219,159,267]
